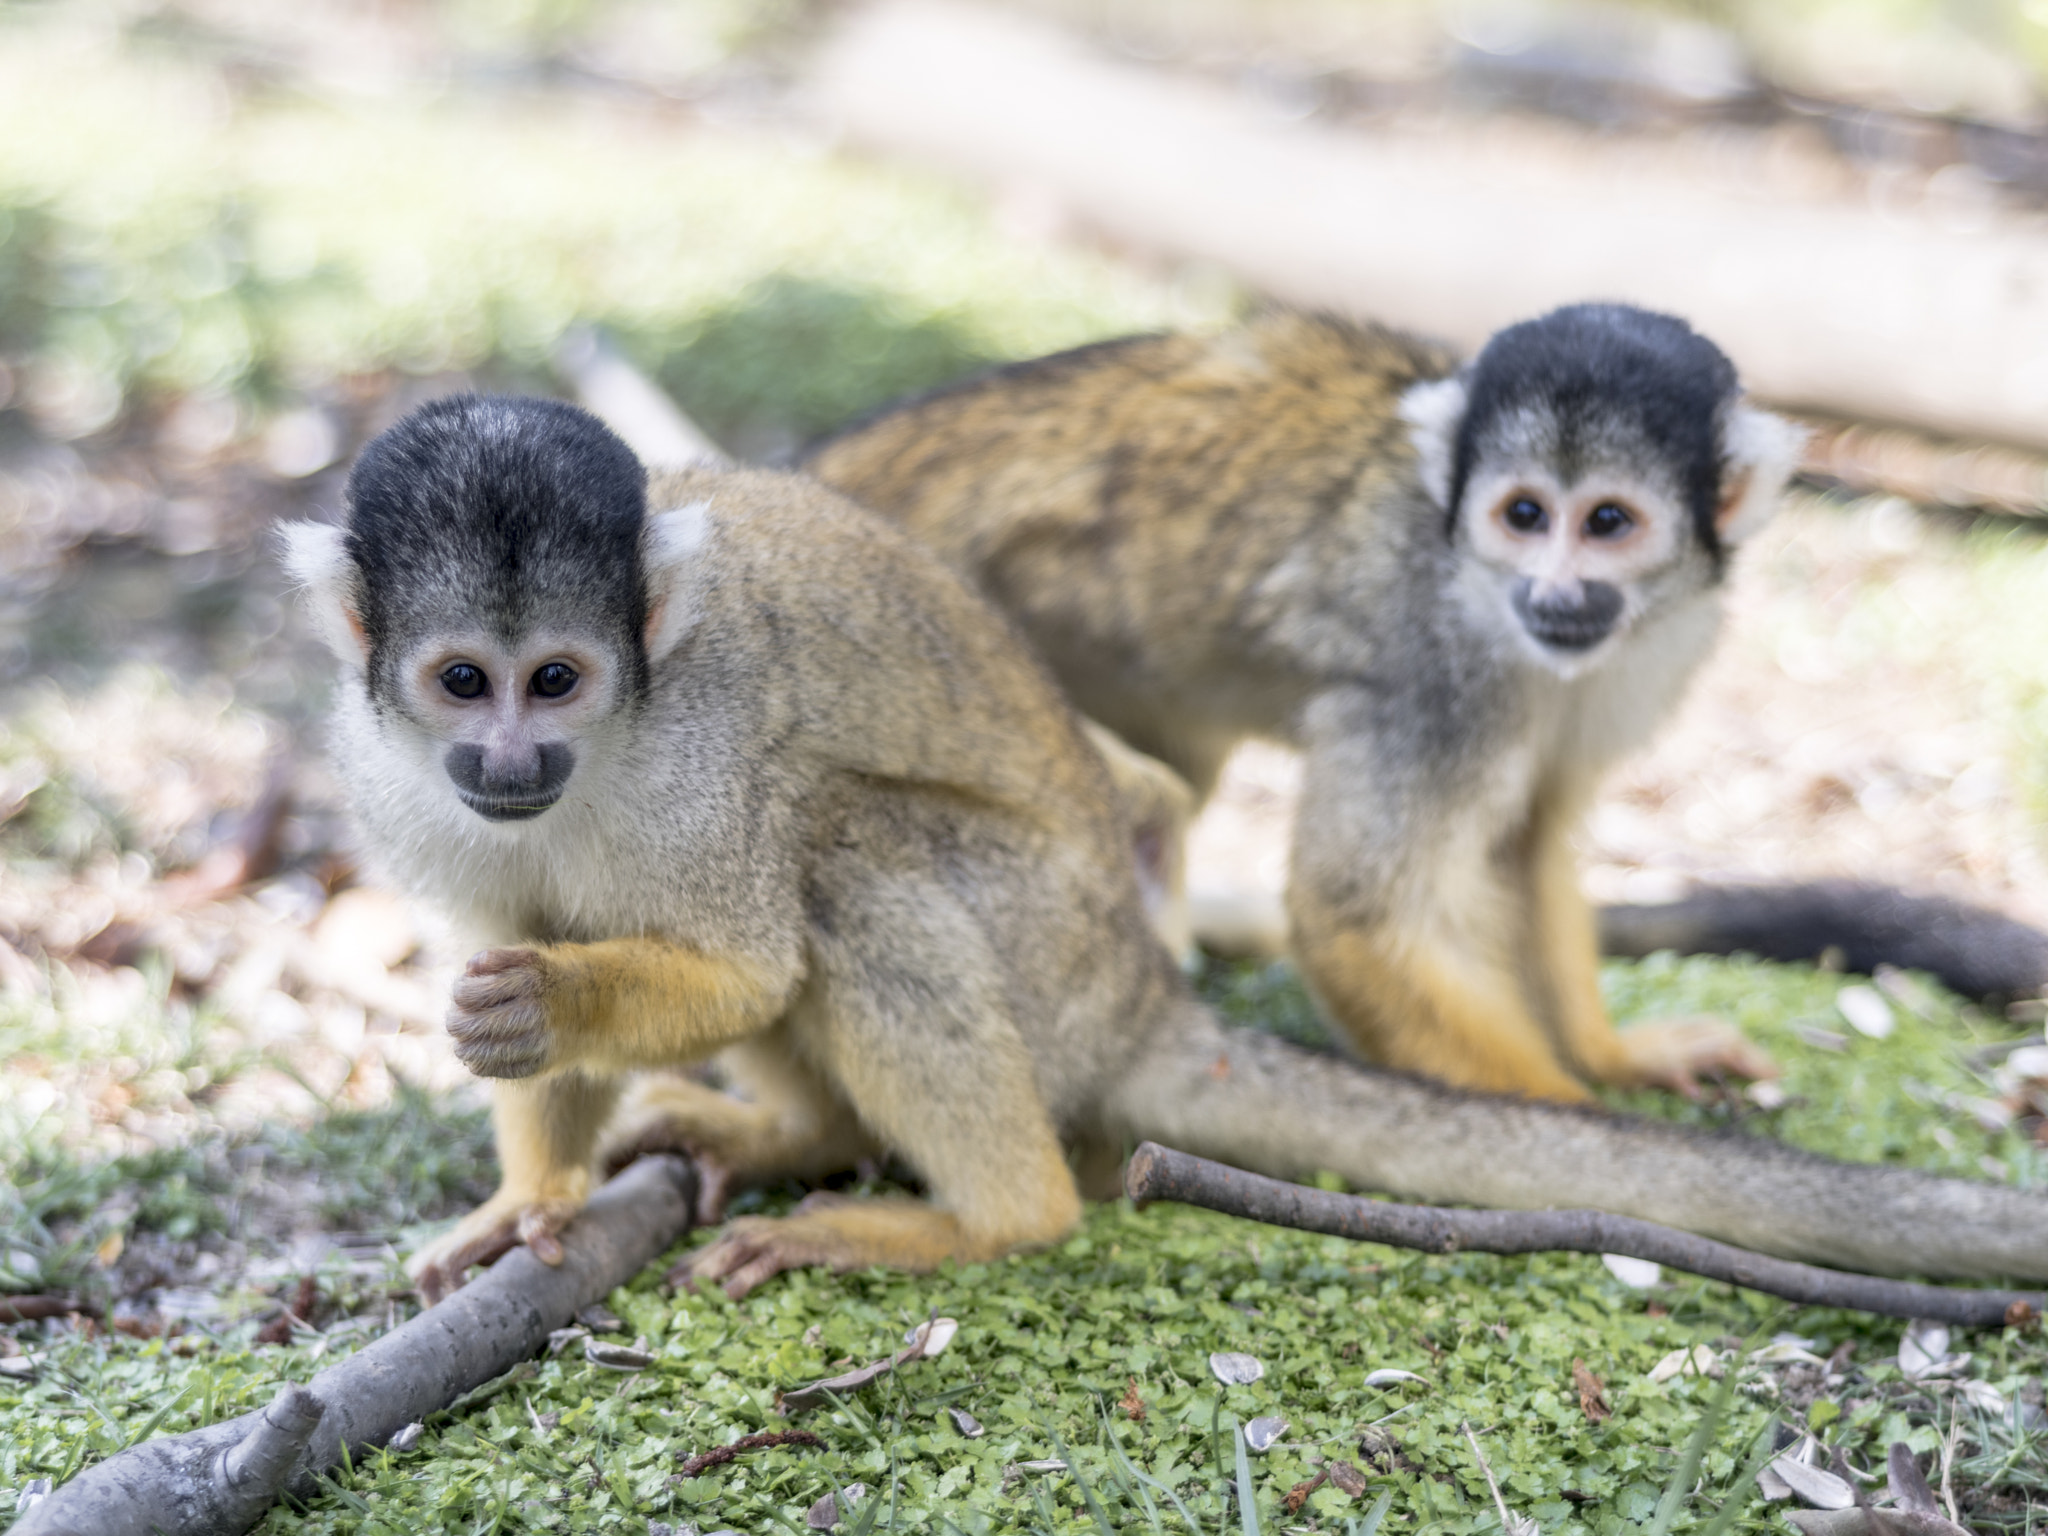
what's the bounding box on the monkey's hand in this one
[405,1184,585,1305]
[1607,1016,1778,1099]
[447,948,559,1078]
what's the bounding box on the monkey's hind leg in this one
[408,1072,621,1303]
[681,889,1082,1297]
[602,1035,880,1223]
[1529,806,1776,1096]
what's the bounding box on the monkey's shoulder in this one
[646,464,1117,824]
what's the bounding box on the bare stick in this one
[555,327,728,470]
[816,1,2048,455]
[1124,1143,2042,1327]
[0,1295,96,1322]
[13,1155,696,1536]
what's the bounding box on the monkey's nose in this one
[443,742,576,820]
[1512,578,1623,652]
[479,742,546,792]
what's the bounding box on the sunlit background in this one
[6,2,2048,1522]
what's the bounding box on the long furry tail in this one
[1105,1001,2048,1281]
[1600,880,2048,1002]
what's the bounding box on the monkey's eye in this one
[1502,497,1548,534]
[531,662,579,699]
[440,663,489,700]
[1584,503,1635,540]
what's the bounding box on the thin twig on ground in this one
[1124,1142,2043,1327]
[675,1429,825,1479]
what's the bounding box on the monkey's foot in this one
[670,1191,960,1300]
[670,1207,839,1301]
[1605,1015,1778,1099]
[447,948,558,1078]
[406,1192,583,1305]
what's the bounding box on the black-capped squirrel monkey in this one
[808,304,1802,1102]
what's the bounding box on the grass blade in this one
[1233,1421,1260,1536]
[1104,1413,1212,1536]
[1353,1488,1393,1536]
[122,1382,194,1449]
[1692,1420,1785,1536]
[1098,1402,1165,1536]
[1047,1417,1118,1536]
[1647,1355,1743,1536]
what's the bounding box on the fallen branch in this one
[13,1155,696,1536]
[1124,1143,2042,1327]
[0,1295,97,1323]
[817,1,2048,454]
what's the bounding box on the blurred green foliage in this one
[0,11,1220,451]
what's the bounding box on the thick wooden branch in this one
[13,1155,696,1536]
[816,1,2048,454]
[1125,1143,2042,1327]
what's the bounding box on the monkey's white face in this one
[389,629,630,822]
[1458,462,1694,676]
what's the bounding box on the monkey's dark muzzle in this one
[1513,580,1623,653]
[445,742,575,822]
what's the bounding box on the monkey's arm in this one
[408,1073,621,1302]
[446,937,796,1079]
[411,938,796,1301]
[1528,800,1775,1095]
[1287,690,1592,1100]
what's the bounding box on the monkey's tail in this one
[1104,1000,2048,1282]
[1599,880,2048,1003]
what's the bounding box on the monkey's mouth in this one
[459,792,562,822]
[1522,615,1615,653]
[444,743,575,823]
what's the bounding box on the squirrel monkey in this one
[283,396,2047,1301]
[807,304,1803,1103]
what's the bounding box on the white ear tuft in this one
[1398,375,1467,510]
[641,500,713,662]
[278,521,368,665]
[1716,404,1806,546]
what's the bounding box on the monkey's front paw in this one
[1610,1015,1778,1099]
[447,948,558,1078]
[406,1191,582,1305]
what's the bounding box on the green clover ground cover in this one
[4,954,2046,1535]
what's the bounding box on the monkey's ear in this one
[641,500,713,662]
[1715,405,1805,546]
[279,522,369,666]
[1398,375,1467,510]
